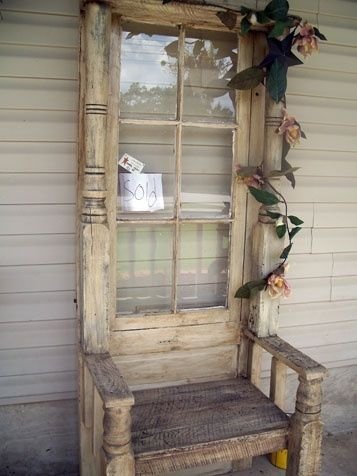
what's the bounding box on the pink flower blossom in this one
[236,165,265,189]
[278,108,302,147]
[267,274,291,299]
[243,174,265,189]
[267,267,291,299]
[293,22,319,57]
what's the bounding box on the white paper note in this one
[118,153,145,174]
[119,173,164,212]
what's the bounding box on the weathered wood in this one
[248,92,285,338]
[85,353,134,407]
[110,322,239,355]
[80,1,111,353]
[110,0,247,32]
[132,378,288,473]
[135,429,288,475]
[245,330,327,381]
[107,15,121,332]
[113,309,230,331]
[270,357,287,410]
[228,32,252,323]
[287,377,324,476]
[113,345,237,388]
[238,31,267,375]
[103,406,135,476]
[248,341,262,388]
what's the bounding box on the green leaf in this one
[268,20,289,38]
[265,210,282,220]
[266,59,287,103]
[240,16,251,35]
[313,27,327,41]
[276,224,287,238]
[289,226,302,239]
[264,0,289,21]
[301,130,307,139]
[216,11,237,30]
[256,11,271,24]
[280,243,292,260]
[235,279,267,299]
[228,66,265,90]
[240,6,252,15]
[269,167,300,177]
[248,186,280,205]
[282,156,296,188]
[288,215,304,226]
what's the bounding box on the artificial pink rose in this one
[278,108,302,147]
[243,174,265,189]
[294,22,319,57]
[267,272,291,299]
[236,165,265,189]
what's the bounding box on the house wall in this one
[0,0,79,405]
[0,0,356,474]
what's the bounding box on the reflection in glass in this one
[178,223,229,309]
[181,128,233,218]
[117,225,173,314]
[120,24,178,120]
[183,30,237,123]
[118,125,175,218]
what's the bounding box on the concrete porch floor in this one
[237,430,357,476]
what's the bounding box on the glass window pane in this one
[183,30,237,123]
[118,125,175,219]
[177,223,229,310]
[117,224,173,314]
[181,128,233,218]
[120,24,178,120]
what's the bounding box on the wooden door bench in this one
[82,330,326,476]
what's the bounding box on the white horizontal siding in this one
[0,0,78,403]
[279,1,357,378]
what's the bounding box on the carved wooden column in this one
[287,377,324,476]
[103,406,135,476]
[80,1,111,353]
[248,97,284,337]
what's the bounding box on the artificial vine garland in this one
[163,0,327,300]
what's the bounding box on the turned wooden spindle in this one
[103,406,135,476]
[80,1,111,353]
[287,377,324,476]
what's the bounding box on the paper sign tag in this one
[119,173,164,212]
[118,153,145,174]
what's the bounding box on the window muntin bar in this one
[117,24,238,316]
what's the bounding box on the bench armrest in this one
[244,330,327,381]
[84,353,134,407]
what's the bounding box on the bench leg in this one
[103,406,135,476]
[232,458,253,471]
[287,377,324,476]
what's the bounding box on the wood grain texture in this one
[132,378,289,473]
[270,357,287,411]
[111,0,247,32]
[113,345,237,388]
[245,330,327,381]
[111,322,239,356]
[85,353,134,407]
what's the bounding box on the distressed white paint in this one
[0,0,355,426]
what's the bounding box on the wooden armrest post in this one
[85,353,135,476]
[103,405,135,476]
[287,376,324,476]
